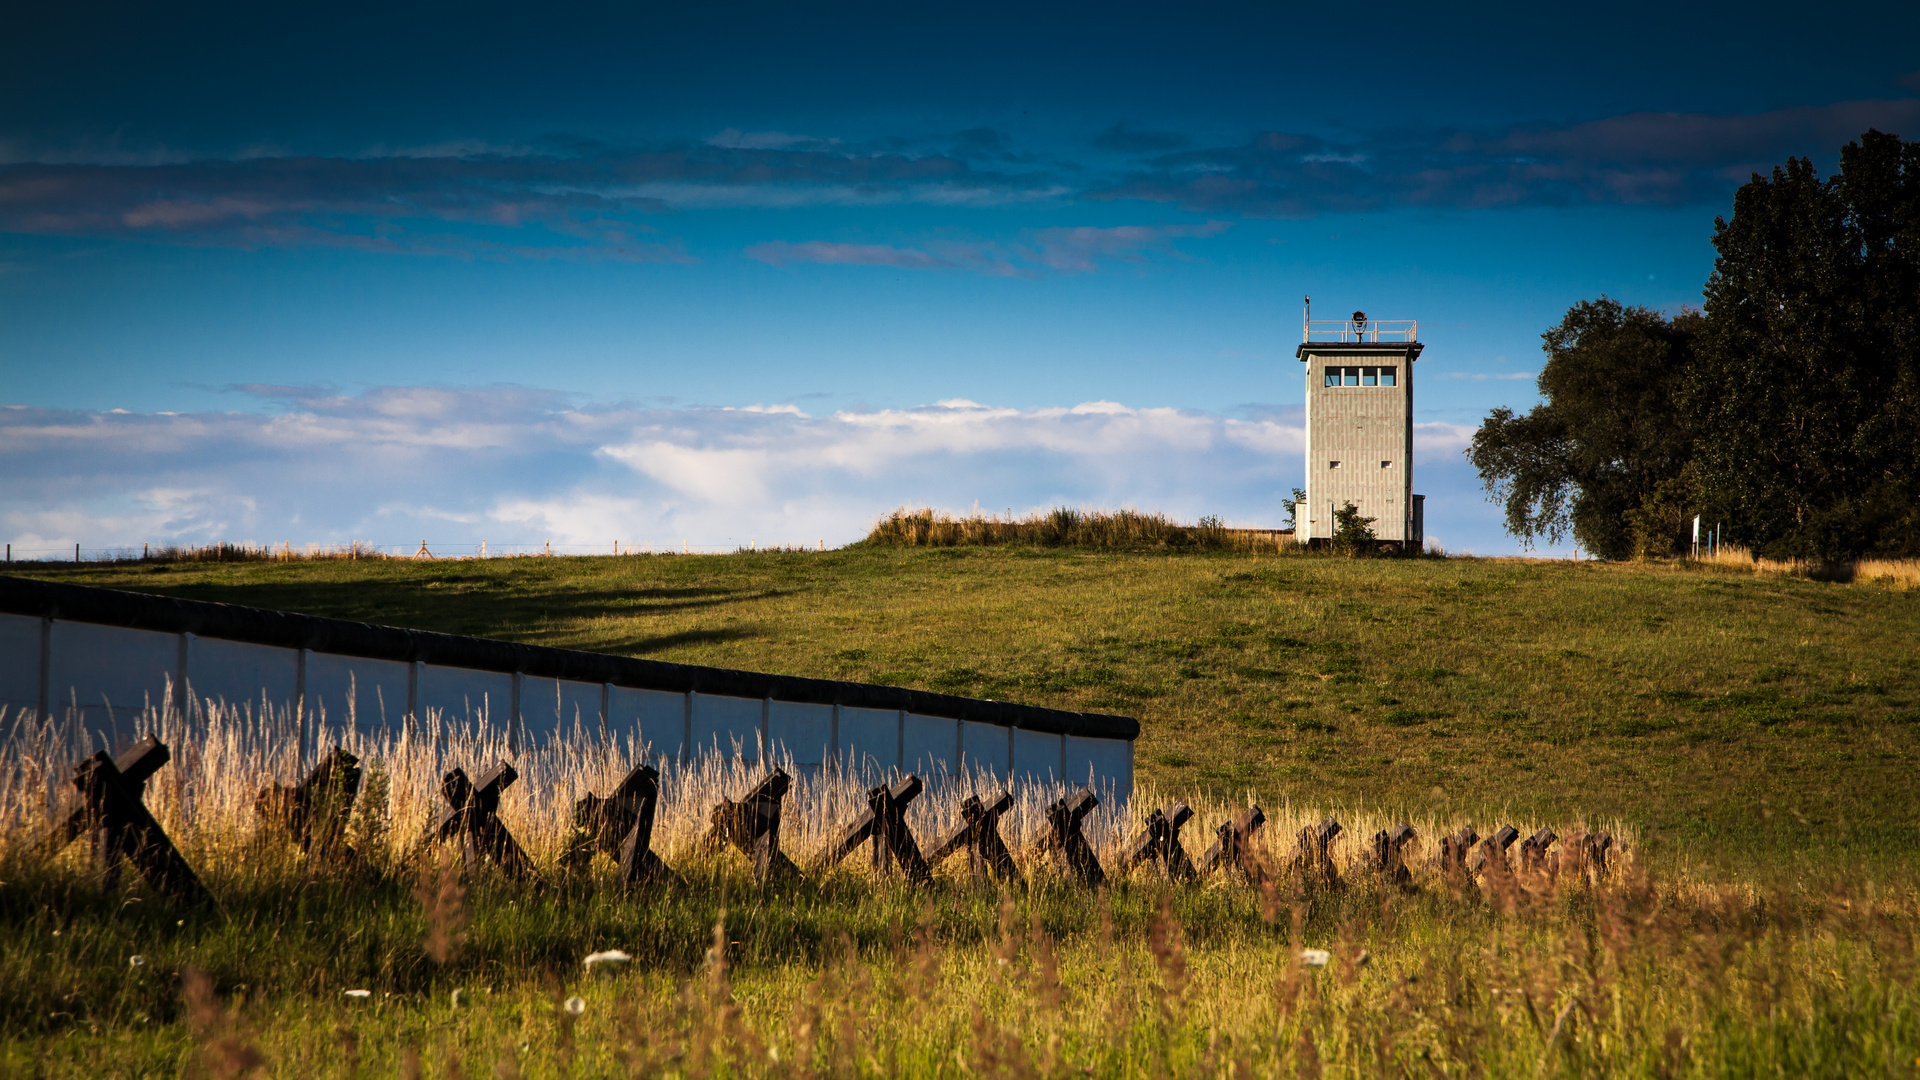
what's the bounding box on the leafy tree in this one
[1465,299,1700,559]
[1687,129,1920,559]
[1329,501,1377,556]
[1283,487,1307,531]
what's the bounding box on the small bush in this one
[1329,502,1378,557]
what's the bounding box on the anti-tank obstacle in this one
[255,747,362,863]
[431,761,543,885]
[1367,822,1417,888]
[925,790,1021,885]
[1197,805,1266,881]
[565,762,682,888]
[40,734,212,907]
[1037,787,1106,887]
[1289,817,1344,890]
[818,774,931,883]
[1518,826,1557,875]
[701,768,801,883]
[1121,801,1198,883]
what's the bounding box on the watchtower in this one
[1295,301,1424,548]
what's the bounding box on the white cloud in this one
[0,386,1520,556]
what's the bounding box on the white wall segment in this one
[416,665,512,729]
[903,713,959,778]
[48,622,178,740]
[0,596,1136,797]
[766,700,833,767]
[959,719,1011,779]
[518,676,604,746]
[837,706,899,775]
[185,637,298,713]
[1011,727,1064,783]
[304,652,411,732]
[0,612,42,716]
[1065,735,1132,793]
[608,686,686,763]
[691,693,764,760]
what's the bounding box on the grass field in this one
[19,544,1920,871]
[5,546,1919,1076]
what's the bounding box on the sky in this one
[4,0,1918,558]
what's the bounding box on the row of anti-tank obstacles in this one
[40,738,1615,907]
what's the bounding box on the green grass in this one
[25,546,1919,874]
[9,548,1920,1076]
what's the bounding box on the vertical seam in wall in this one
[830,703,841,776]
[760,694,771,766]
[36,616,53,726]
[508,671,523,755]
[176,631,193,720]
[683,691,695,768]
[1006,724,1014,785]
[1059,732,1066,786]
[896,709,906,775]
[599,682,611,743]
[406,660,421,736]
[295,648,310,772]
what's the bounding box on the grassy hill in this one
[8,547,1920,1076]
[25,545,1919,875]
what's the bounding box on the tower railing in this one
[1303,318,1417,343]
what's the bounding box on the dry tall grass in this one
[1693,543,1920,589]
[2,690,1596,889]
[10,695,1920,1077]
[864,507,1297,553]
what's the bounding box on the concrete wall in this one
[0,606,1133,796]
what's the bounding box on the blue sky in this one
[4,1,1918,556]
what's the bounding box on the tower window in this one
[1324,364,1400,387]
[1381,460,1393,468]
[1329,460,1342,469]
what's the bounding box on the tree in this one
[1283,487,1307,531]
[1687,129,1920,559]
[1465,299,1700,559]
[1329,501,1376,556]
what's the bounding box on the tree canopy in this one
[1469,129,1920,561]
[1466,299,1699,559]
[1687,129,1920,559]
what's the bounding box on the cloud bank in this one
[745,222,1230,277]
[2,99,1914,259]
[0,388,1487,557]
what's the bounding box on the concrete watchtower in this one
[1295,300,1425,548]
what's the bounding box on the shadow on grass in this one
[614,626,760,655]
[70,576,793,645]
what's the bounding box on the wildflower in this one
[1299,949,1331,967]
[565,996,586,1016]
[583,949,631,972]
[344,989,372,1000]
[129,955,146,968]
[451,989,468,1008]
